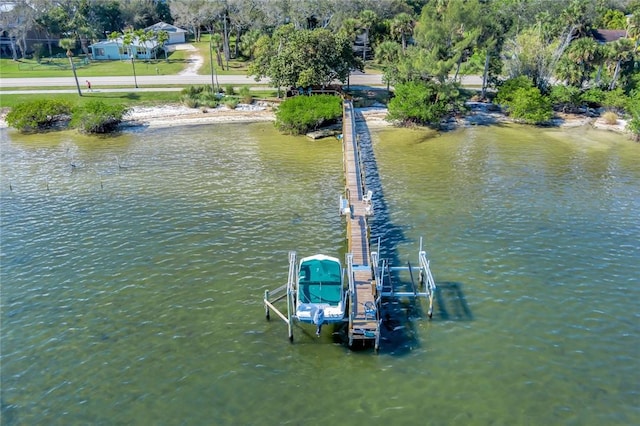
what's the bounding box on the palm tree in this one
[606,38,635,89]
[339,18,359,42]
[155,30,169,61]
[59,38,82,97]
[135,29,154,60]
[626,12,640,49]
[564,37,600,87]
[211,33,224,68]
[375,40,402,93]
[240,29,261,60]
[555,55,583,87]
[122,30,138,88]
[359,9,377,61]
[391,13,413,53]
[107,31,121,55]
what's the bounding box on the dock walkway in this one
[341,100,379,348]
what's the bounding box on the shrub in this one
[581,88,605,108]
[238,86,253,104]
[181,95,199,108]
[181,85,204,96]
[495,76,534,106]
[503,87,553,124]
[549,85,582,112]
[602,87,627,112]
[6,99,72,132]
[223,97,238,109]
[70,100,128,133]
[224,84,235,95]
[275,94,341,135]
[199,92,219,108]
[387,81,463,126]
[626,93,640,141]
[602,111,618,125]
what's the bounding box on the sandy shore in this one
[121,103,276,128]
[120,103,630,133]
[0,103,629,134]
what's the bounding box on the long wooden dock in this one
[341,100,380,349]
[263,99,436,352]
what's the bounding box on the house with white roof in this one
[145,22,187,44]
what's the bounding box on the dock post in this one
[264,290,270,320]
[287,287,293,342]
[288,317,293,342]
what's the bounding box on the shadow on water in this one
[353,111,472,354]
[353,111,421,355]
[433,281,473,321]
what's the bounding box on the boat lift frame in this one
[370,237,437,319]
[264,251,297,342]
[263,238,437,349]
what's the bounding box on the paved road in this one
[0,73,484,94]
[0,73,384,89]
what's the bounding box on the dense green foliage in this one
[248,24,361,92]
[275,95,342,135]
[626,91,640,140]
[495,76,535,106]
[505,87,553,124]
[5,99,71,132]
[6,99,130,133]
[387,81,463,126]
[496,77,552,124]
[70,100,129,133]
[549,85,583,112]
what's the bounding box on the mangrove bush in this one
[387,81,464,127]
[275,95,341,135]
[6,99,71,132]
[71,100,129,134]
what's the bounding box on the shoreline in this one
[0,103,630,134]
[121,103,276,128]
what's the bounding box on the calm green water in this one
[1,119,638,425]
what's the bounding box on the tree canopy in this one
[247,24,361,91]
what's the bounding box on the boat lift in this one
[263,238,437,350]
[370,237,437,320]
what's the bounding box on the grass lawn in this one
[0,91,184,109]
[0,87,285,109]
[0,50,192,78]
[0,40,251,79]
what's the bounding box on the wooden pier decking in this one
[341,100,379,347]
